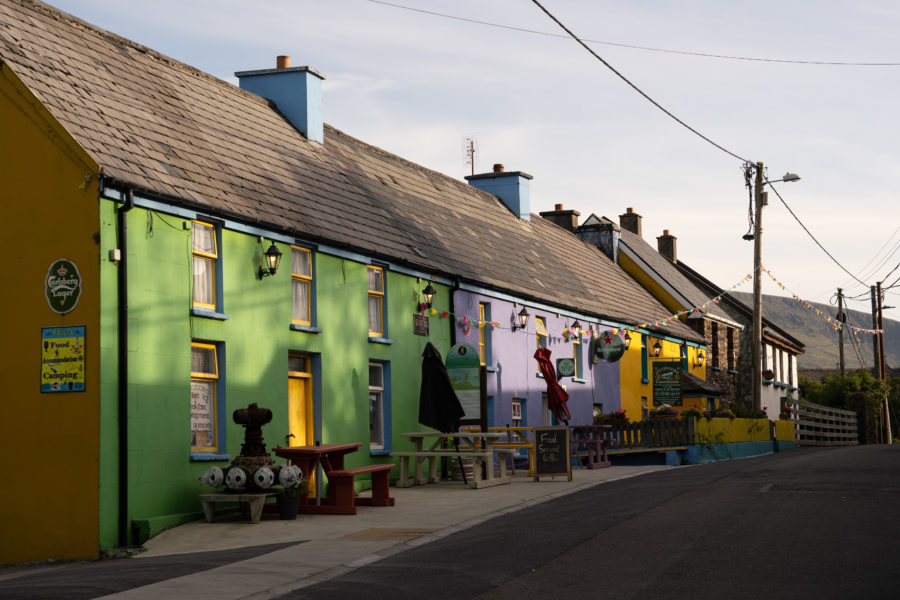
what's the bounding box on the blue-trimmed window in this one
[368,361,391,453]
[535,317,547,349]
[190,341,228,458]
[367,265,386,338]
[191,220,225,316]
[291,246,317,329]
[573,333,582,379]
[641,336,649,382]
[479,302,493,366]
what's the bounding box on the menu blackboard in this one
[532,426,572,481]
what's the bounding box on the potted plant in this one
[649,403,678,420]
[276,465,306,520]
[595,408,628,425]
[779,406,792,420]
[681,404,704,419]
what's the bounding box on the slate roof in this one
[596,215,735,324]
[0,0,702,343]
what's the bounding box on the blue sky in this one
[48,0,900,323]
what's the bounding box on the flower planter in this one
[650,415,678,422]
[277,493,300,520]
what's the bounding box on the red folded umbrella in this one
[533,347,571,423]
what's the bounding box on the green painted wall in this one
[97,200,450,546]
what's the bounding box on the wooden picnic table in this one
[569,425,612,469]
[392,431,513,489]
[273,443,394,515]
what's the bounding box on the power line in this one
[365,0,900,67]
[528,0,750,163]
[766,183,869,287]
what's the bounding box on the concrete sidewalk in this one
[98,465,671,599]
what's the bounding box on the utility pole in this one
[837,288,845,377]
[871,285,881,379]
[752,162,765,412]
[876,282,892,444]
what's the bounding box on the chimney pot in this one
[276,55,291,69]
[555,203,563,211]
[619,208,643,237]
[657,230,677,263]
[493,163,504,173]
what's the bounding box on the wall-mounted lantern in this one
[258,241,283,279]
[695,350,705,367]
[652,340,662,357]
[422,282,436,308]
[513,307,530,331]
[623,331,632,350]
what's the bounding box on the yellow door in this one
[288,354,313,446]
[289,354,314,496]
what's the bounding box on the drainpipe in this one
[448,278,460,346]
[117,189,134,547]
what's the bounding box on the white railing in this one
[794,401,858,446]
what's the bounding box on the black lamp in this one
[422,282,436,308]
[652,340,662,357]
[258,241,283,279]
[695,350,705,367]
[623,331,632,350]
[571,320,581,336]
[513,307,530,331]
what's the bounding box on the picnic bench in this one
[392,431,515,489]
[274,443,396,515]
[570,425,612,469]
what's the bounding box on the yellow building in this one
[1,61,102,563]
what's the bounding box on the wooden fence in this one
[793,401,859,446]
[601,418,695,449]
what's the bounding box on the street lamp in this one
[749,163,801,411]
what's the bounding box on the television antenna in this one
[462,135,478,176]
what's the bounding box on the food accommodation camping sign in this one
[652,360,682,406]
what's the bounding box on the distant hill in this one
[731,292,898,371]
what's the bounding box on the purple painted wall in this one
[452,290,621,428]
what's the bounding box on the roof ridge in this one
[13,0,267,107]
[323,123,520,209]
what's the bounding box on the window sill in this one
[572,377,587,384]
[190,308,229,321]
[727,369,738,374]
[535,372,544,379]
[641,378,649,384]
[369,448,392,457]
[485,366,498,373]
[710,366,724,372]
[368,336,394,345]
[190,452,232,462]
[290,324,322,334]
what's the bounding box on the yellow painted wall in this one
[619,253,683,315]
[0,64,101,564]
[619,333,707,418]
[774,419,796,442]
[694,417,770,444]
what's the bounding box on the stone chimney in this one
[657,229,677,263]
[235,56,325,143]
[539,203,581,232]
[466,163,533,221]
[619,207,642,236]
[576,216,620,263]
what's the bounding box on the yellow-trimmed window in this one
[292,246,312,326]
[478,303,486,365]
[192,221,217,310]
[190,342,218,452]
[367,265,384,337]
[535,317,548,349]
[573,334,581,378]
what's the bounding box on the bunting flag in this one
[761,265,882,336]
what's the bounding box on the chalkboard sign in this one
[653,360,683,406]
[532,426,572,481]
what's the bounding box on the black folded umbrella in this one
[418,342,468,483]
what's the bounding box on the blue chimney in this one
[236,56,325,143]
[465,164,533,221]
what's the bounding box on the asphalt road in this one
[287,445,900,600]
